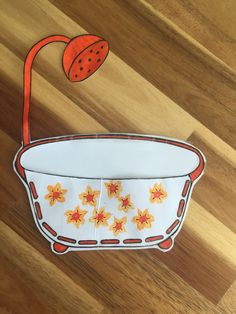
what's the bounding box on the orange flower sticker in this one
[65,206,87,228]
[109,216,127,236]
[89,208,111,228]
[79,186,100,207]
[132,209,154,230]
[105,180,122,198]
[118,194,134,212]
[150,183,167,203]
[45,183,67,206]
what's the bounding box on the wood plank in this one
[0,254,48,313]
[188,132,236,233]
[186,200,236,269]
[217,280,236,313]
[0,130,23,212]
[0,221,104,313]
[152,225,236,304]
[144,0,236,71]
[50,0,236,147]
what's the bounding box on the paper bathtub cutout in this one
[13,34,206,254]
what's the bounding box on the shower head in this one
[63,34,109,82]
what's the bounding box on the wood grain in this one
[0,0,236,313]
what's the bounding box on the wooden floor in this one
[1,0,236,313]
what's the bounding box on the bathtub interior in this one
[20,137,200,178]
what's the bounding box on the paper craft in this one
[13,34,206,254]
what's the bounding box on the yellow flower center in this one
[114,222,122,231]
[109,184,117,193]
[53,191,60,199]
[71,212,81,222]
[153,190,162,199]
[86,194,94,202]
[122,198,129,207]
[139,215,148,223]
[96,213,104,221]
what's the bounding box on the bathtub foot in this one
[158,238,173,252]
[52,242,69,254]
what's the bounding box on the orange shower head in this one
[63,34,109,82]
